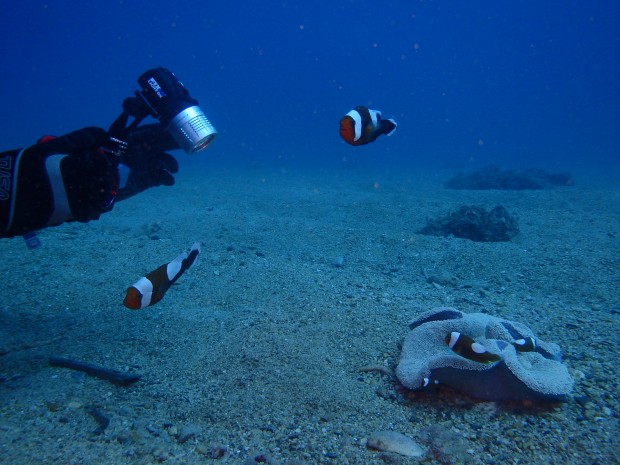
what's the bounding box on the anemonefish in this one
[339,106,397,146]
[513,337,536,352]
[123,241,201,310]
[445,332,501,364]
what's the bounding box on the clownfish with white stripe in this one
[445,331,501,364]
[339,106,397,146]
[123,241,201,310]
[513,336,536,352]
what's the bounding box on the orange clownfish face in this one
[123,287,145,310]
[339,105,397,146]
[339,115,360,146]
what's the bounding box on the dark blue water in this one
[2,1,618,177]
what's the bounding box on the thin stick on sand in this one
[49,356,142,386]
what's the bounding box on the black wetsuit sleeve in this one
[0,127,118,238]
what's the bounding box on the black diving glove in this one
[0,127,119,238]
[115,124,179,201]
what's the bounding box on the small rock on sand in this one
[367,430,425,458]
[176,424,202,444]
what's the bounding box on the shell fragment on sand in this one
[367,430,425,458]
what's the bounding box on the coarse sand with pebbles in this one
[1,164,618,465]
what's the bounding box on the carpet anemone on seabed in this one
[396,308,575,402]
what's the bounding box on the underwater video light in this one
[135,67,217,154]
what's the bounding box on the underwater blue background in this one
[1,1,619,178]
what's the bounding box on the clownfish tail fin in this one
[382,118,397,136]
[177,241,201,279]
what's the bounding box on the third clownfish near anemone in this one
[445,331,501,364]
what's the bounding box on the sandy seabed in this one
[1,164,618,465]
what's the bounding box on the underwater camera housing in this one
[112,67,217,154]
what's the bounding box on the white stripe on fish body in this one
[131,276,154,309]
[471,342,488,354]
[369,109,381,128]
[447,331,460,349]
[166,251,188,281]
[346,109,363,141]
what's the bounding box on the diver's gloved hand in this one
[115,124,179,201]
[0,127,119,238]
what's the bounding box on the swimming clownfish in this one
[123,241,201,310]
[445,332,501,364]
[339,106,397,146]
